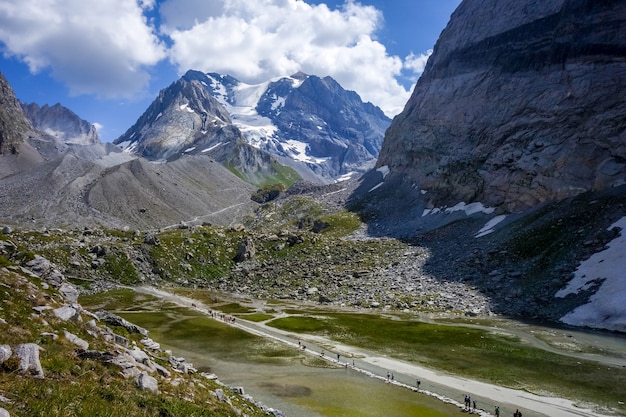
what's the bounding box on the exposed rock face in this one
[377,0,626,212]
[116,70,390,183]
[0,72,31,155]
[114,75,289,185]
[21,103,100,145]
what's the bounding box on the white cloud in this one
[0,0,166,98]
[163,0,412,117]
[404,49,433,76]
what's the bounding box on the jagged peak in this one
[290,71,309,80]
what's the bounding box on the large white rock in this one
[136,371,159,393]
[14,343,44,378]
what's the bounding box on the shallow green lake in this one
[116,306,460,417]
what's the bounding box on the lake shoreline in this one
[133,285,618,417]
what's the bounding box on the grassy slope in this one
[0,267,268,417]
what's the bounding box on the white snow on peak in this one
[555,216,626,332]
[423,202,495,217]
[117,140,138,154]
[205,74,228,100]
[233,81,270,107]
[271,95,286,113]
[475,215,507,238]
[200,73,328,166]
[179,103,195,113]
[284,139,329,164]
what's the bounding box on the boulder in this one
[64,331,89,349]
[13,343,44,378]
[127,347,150,365]
[58,283,79,303]
[53,305,79,321]
[95,311,148,336]
[0,345,11,363]
[137,371,159,393]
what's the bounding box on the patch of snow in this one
[205,74,229,100]
[369,183,383,192]
[475,215,507,238]
[271,96,285,113]
[179,103,195,113]
[555,216,626,332]
[422,208,441,217]
[155,112,162,121]
[284,139,329,164]
[117,140,138,154]
[420,189,427,195]
[201,142,224,152]
[377,165,390,179]
[289,75,307,88]
[445,202,495,216]
[335,172,356,182]
[183,146,196,153]
[316,126,323,130]
[423,202,495,218]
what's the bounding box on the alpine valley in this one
[1,1,626,416]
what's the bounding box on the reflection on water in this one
[119,310,459,417]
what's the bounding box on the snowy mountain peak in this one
[116,69,391,182]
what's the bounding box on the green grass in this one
[80,288,158,311]
[240,313,274,322]
[317,211,362,237]
[0,270,269,417]
[119,307,299,365]
[213,302,255,314]
[267,312,626,412]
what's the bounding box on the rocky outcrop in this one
[377,0,626,213]
[13,344,44,378]
[21,103,100,145]
[0,72,31,155]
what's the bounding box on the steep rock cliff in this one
[21,102,100,145]
[0,72,31,154]
[377,0,626,212]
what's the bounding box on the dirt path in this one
[134,286,616,417]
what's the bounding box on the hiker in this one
[416,379,421,389]
[513,409,522,417]
[391,373,394,380]
[473,400,477,411]
[387,371,390,380]
[495,406,500,417]
[337,353,340,361]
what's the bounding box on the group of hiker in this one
[464,394,477,412]
[296,339,524,417]
[465,396,522,417]
[493,404,522,417]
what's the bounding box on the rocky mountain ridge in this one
[0,71,258,230]
[0,72,31,155]
[374,0,626,215]
[21,102,100,145]
[116,70,391,183]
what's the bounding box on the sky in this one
[0,0,461,142]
